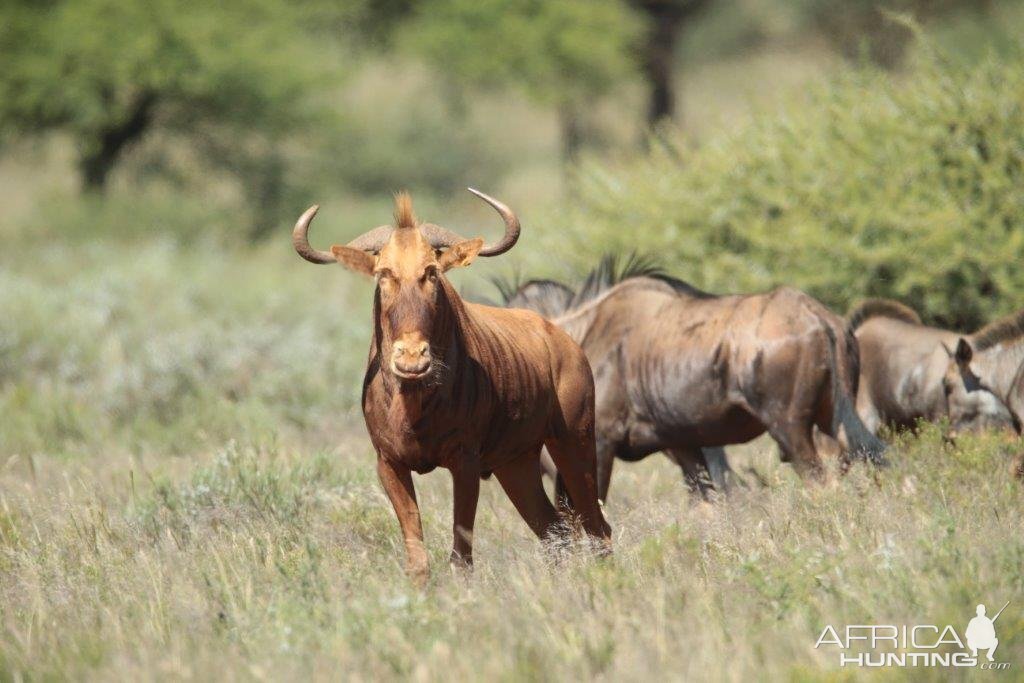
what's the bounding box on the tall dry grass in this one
[1,425,1021,680]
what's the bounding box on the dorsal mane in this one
[972,309,1024,351]
[393,191,416,229]
[640,273,715,299]
[846,298,922,333]
[501,252,712,317]
[568,252,671,310]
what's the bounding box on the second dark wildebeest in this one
[292,190,610,585]
[507,257,887,501]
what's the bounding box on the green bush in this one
[562,46,1024,330]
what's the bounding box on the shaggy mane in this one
[569,252,666,309]
[499,251,713,316]
[972,309,1024,351]
[846,298,921,333]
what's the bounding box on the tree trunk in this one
[633,0,711,129]
[79,91,157,192]
[642,12,681,126]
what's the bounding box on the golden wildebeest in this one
[292,190,611,584]
[848,298,1015,436]
[506,257,886,500]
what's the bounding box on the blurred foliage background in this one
[1,0,1024,453]
[3,0,1020,244]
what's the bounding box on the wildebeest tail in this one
[823,323,888,466]
[845,298,921,338]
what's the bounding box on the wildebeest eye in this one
[376,270,398,293]
[423,267,438,283]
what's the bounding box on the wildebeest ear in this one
[330,245,376,276]
[438,238,484,272]
[955,337,974,366]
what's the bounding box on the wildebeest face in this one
[291,189,520,382]
[342,227,482,381]
[943,338,1016,436]
[328,200,484,382]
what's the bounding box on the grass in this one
[1,423,1022,680]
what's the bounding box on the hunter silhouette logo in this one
[815,600,1012,669]
[966,602,1008,662]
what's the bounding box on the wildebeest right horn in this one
[468,188,520,256]
[292,205,394,264]
[417,189,521,255]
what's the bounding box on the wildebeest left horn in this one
[417,188,521,256]
[468,188,520,256]
[292,205,394,263]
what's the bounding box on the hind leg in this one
[664,448,715,501]
[822,394,876,462]
[493,451,561,542]
[545,432,612,551]
[595,435,615,503]
[768,421,825,480]
[704,446,746,492]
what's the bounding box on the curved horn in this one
[420,222,469,250]
[469,187,520,256]
[416,189,521,255]
[293,189,519,263]
[292,205,394,264]
[345,225,393,253]
[292,205,334,264]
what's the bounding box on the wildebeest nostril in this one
[393,340,429,358]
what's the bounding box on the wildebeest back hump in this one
[724,288,837,389]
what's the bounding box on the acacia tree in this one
[402,0,640,162]
[0,0,333,194]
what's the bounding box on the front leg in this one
[449,462,480,569]
[377,457,429,586]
